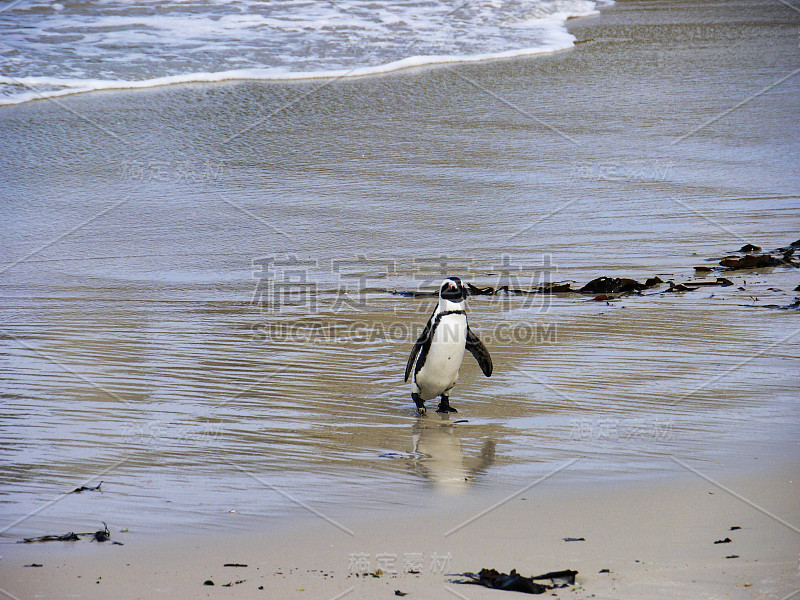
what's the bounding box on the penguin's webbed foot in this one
[412,393,426,415]
[436,396,458,413]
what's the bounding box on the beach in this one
[1,0,799,598]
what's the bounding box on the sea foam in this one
[0,0,609,105]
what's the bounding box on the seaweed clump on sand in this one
[578,277,651,294]
[20,522,120,545]
[455,568,578,595]
[715,239,800,271]
[386,238,800,300]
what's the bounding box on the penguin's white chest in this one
[414,313,467,401]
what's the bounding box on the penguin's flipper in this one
[405,318,433,382]
[466,327,493,377]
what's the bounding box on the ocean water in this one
[1,0,799,542]
[0,0,605,105]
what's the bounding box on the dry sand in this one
[3,465,798,599]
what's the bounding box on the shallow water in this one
[1,0,799,540]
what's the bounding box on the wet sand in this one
[2,0,800,597]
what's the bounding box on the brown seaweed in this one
[387,239,798,299]
[456,567,578,595]
[72,481,102,493]
[579,277,647,294]
[458,569,548,594]
[720,254,782,270]
[20,522,114,544]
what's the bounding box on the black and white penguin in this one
[404,277,493,414]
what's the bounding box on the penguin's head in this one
[439,277,466,302]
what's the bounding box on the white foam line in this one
[0,43,577,107]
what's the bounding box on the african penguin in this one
[404,277,493,414]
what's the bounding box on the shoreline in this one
[0,45,570,108]
[0,5,596,108]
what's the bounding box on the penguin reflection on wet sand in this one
[404,277,493,414]
[411,420,496,493]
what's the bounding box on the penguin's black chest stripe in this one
[414,309,466,378]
